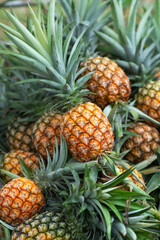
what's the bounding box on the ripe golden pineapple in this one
[1,150,40,182]
[32,112,63,158]
[122,122,159,163]
[12,211,81,240]
[100,163,145,190]
[80,56,131,109]
[135,79,160,123]
[60,102,114,162]
[0,177,45,226]
[6,119,35,152]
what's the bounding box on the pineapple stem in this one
[48,160,98,179]
[139,200,160,221]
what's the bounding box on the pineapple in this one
[32,111,63,158]
[60,102,113,162]
[12,211,84,240]
[121,122,160,163]
[0,2,114,162]
[6,119,35,152]
[100,163,145,190]
[135,80,160,123]
[0,177,45,226]
[0,150,40,182]
[79,56,131,109]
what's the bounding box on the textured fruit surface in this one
[0,177,45,226]
[101,164,145,190]
[80,56,131,109]
[60,102,114,162]
[135,79,160,123]
[6,119,35,152]
[33,112,63,158]
[1,150,40,182]
[122,122,159,163]
[12,211,75,240]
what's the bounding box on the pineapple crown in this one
[96,0,160,88]
[47,162,159,239]
[0,0,93,111]
[58,0,111,55]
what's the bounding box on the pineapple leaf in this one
[95,30,126,59]
[113,221,127,237]
[47,0,55,47]
[0,220,14,231]
[128,0,139,46]
[126,226,137,240]
[136,6,153,45]
[0,50,50,77]
[46,66,66,84]
[0,23,23,40]
[128,214,151,225]
[0,169,19,179]
[76,71,94,88]
[101,205,112,240]
[4,10,51,62]
[66,29,86,75]
[58,0,72,22]
[103,25,120,42]
[135,155,157,171]
[5,32,52,67]
[101,200,122,222]
[110,190,152,200]
[146,173,160,193]
[128,206,152,216]
[19,157,34,179]
[121,103,160,126]
[63,26,75,66]
[28,4,49,52]
[111,0,126,36]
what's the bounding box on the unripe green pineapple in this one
[12,211,84,240]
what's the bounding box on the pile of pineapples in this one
[0,0,160,239]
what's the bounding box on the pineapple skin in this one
[0,177,45,227]
[1,150,40,182]
[32,112,63,159]
[60,102,114,162]
[122,122,159,163]
[80,56,131,109]
[6,119,35,152]
[12,211,81,240]
[101,164,145,190]
[135,79,160,123]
